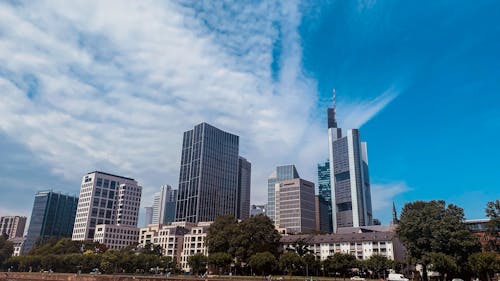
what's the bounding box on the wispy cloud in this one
[0,0,399,212]
[338,86,400,130]
[371,181,410,222]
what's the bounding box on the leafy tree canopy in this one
[248,251,276,276]
[485,200,500,252]
[397,200,480,281]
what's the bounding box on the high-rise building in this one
[273,171,316,234]
[152,185,178,225]
[237,157,251,220]
[144,206,153,226]
[317,160,333,233]
[72,171,142,241]
[23,191,78,254]
[328,90,373,232]
[175,123,239,223]
[0,216,27,239]
[267,165,300,223]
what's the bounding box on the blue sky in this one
[0,0,498,225]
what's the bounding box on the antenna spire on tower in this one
[333,88,337,117]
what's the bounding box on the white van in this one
[387,273,409,281]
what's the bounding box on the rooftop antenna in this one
[333,88,337,118]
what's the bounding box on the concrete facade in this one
[0,216,27,239]
[93,224,139,250]
[72,171,141,242]
[281,226,405,262]
[274,177,316,234]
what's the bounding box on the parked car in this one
[387,273,409,281]
[350,276,365,281]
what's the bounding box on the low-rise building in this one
[93,224,139,250]
[138,223,189,263]
[0,216,27,239]
[8,237,25,256]
[281,226,405,262]
[138,221,212,273]
[180,221,211,271]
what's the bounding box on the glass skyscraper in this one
[327,90,373,232]
[175,122,240,223]
[317,160,333,233]
[237,156,251,220]
[152,185,178,225]
[267,165,300,223]
[23,190,78,254]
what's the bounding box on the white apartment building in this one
[93,224,139,250]
[281,227,405,262]
[72,171,142,244]
[8,237,25,256]
[138,223,190,263]
[138,221,212,273]
[180,221,211,272]
[0,216,27,239]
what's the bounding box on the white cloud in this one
[0,0,398,212]
[371,182,410,212]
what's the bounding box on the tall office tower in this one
[267,165,299,223]
[328,90,373,232]
[72,171,142,241]
[176,123,239,223]
[23,191,78,254]
[317,160,333,233]
[273,173,316,234]
[144,207,153,226]
[152,185,178,224]
[0,216,27,239]
[236,157,251,220]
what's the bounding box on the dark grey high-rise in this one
[317,160,333,233]
[175,122,239,223]
[23,190,78,254]
[237,156,251,220]
[328,90,373,232]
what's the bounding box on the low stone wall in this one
[0,272,209,281]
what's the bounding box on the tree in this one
[208,252,232,275]
[397,200,481,281]
[206,215,240,256]
[427,252,458,281]
[188,253,208,275]
[0,235,14,266]
[468,252,499,281]
[366,254,393,279]
[324,253,357,278]
[100,250,120,273]
[279,252,303,275]
[485,200,500,252]
[235,215,281,263]
[141,242,163,256]
[303,253,321,276]
[248,252,276,276]
[286,238,312,257]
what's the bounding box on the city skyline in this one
[1,1,499,225]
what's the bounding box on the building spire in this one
[333,88,337,118]
[392,201,399,225]
[327,88,338,129]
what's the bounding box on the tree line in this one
[396,200,500,281]
[1,238,177,274]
